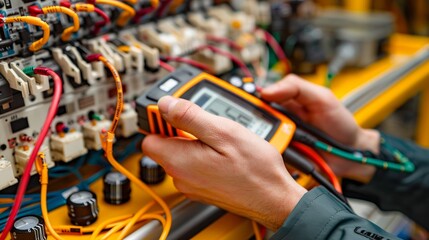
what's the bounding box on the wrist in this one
[265,180,307,230]
[342,129,380,183]
[353,129,380,154]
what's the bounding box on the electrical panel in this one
[0,0,270,190]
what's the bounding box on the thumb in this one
[158,96,237,148]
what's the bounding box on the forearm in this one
[272,187,400,240]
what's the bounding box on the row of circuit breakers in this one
[0,0,272,191]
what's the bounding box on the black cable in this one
[283,148,350,207]
[271,103,362,153]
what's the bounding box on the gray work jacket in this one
[272,133,429,239]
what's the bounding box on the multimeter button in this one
[146,89,168,102]
[243,83,256,94]
[230,76,243,87]
[159,78,179,92]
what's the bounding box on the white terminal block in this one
[14,145,55,176]
[83,120,112,150]
[117,104,138,138]
[0,158,18,190]
[51,132,88,162]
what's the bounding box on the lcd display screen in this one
[190,87,274,138]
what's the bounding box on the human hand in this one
[142,96,307,230]
[261,75,379,182]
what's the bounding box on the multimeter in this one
[136,66,296,153]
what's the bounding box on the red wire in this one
[198,45,253,78]
[156,0,173,17]
[290,141,342,193]
[206,35,243,51]
[257,28,291,73]
[93,7,110,35]
[0,67,62,240]
[159,60,176,72]
[133,7,156,23]
[164,56,213,73]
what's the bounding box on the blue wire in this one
[0,135,141,227]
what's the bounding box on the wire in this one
[292,128,415,173]
[156,0,173,17]
[290,141,342,193]
[271,106,360,153]
[198,45,253,78]
[91,0,136,27]
[117,201,157,239]
[0,16,50,51]
[256,28,291,74]
[314,141,415,173]
[206,35,243,51]
[159,60,176,72]
[29,5,80,42]
[252,221,262,240]
[70,3,110,35]
[35,153,65,240]
[283,148,350,206]
[162,56,213,73]
[0,67,62,240]
[121,0,138,3]
[86,54,172,240]
[133,6,156,22]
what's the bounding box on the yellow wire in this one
[36,153,65,240]
[121,0,138,4]
[94,0,135,27]
[118,201,158,239]
[100,214,165,240]
[73,3,96,13]
[97,55,172,240]
[252,221,263,240]
[41,6,80,42]
[3,16,50,51]
[151,0,160,8]
[89,214,135,240]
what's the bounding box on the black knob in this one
[66,190,99,226]
[11,215,47,240]
[103,172,131,205]
[140,156,165,184]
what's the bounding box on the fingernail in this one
[158,96,179,115]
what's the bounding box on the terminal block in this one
[117,104,138,138]
[0,62,31,99]
[52,47,86,89]
[51,132,88,162]
[86,38,125,73]
[83,119,113,150]
[120,32,160,71]
[0,157,18,190]
[14,144,55,176]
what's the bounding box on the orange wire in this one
[290,141,342,193]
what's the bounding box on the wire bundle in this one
[0,67,63,240]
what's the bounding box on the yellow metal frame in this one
[304,34,429,147]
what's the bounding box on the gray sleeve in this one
[271,187,399,240]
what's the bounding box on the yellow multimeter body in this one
[136,66,296,153]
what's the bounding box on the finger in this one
[260,74,337,110]
[157,96,243,149]
[280,101,308,121]
[142,134,210,176]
